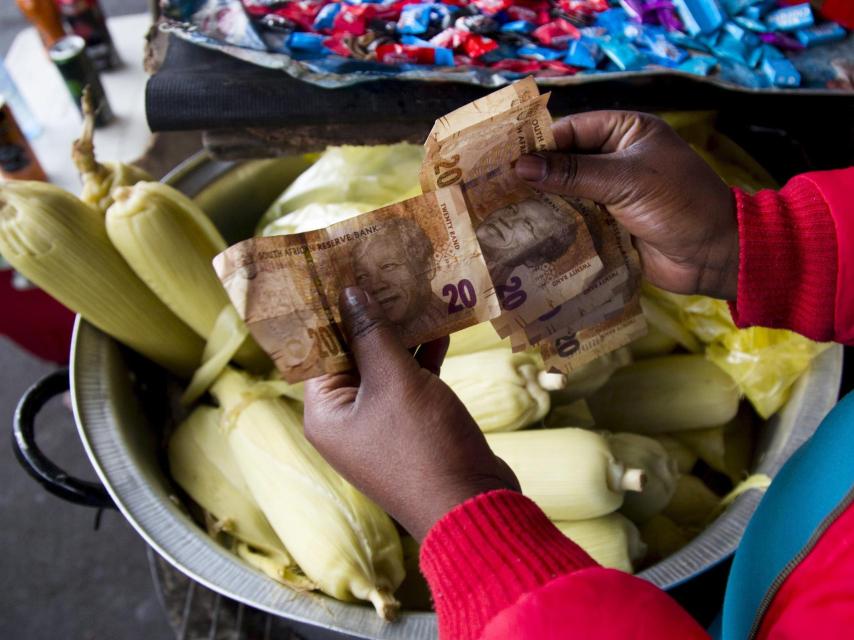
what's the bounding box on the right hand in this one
[515,111,739,300]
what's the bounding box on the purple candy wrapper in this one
[759,31,805,51]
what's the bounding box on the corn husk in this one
[258,144,424,235]
[485,428,645,521]
[675,408,755,484]
[210,368,404,619]
[72,87,153,213]
[168,405,312,589]
[653,435,698,474]
[550,347,633,404]
[605,433,679,524]
[544,399,595,428]
[446,322,510,357]
[554,513,646,573]
[639,514,692,565]
[587,354,740,434]
[663,475,720,529]
[629,323,678,359]
[440,349,566,432]
[0,181,203,376]
[106,182,271,381]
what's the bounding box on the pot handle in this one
[12,369,115,510]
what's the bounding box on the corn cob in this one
[663,475,720,528]
[604,433,679,524]
[106,182,271,376]
[168,405,312,589]
[210,368,404,619]
[72,87,152,213]
[485,428,646,520]
[587,354,740,434]
[675,410,755,484]
[653,435,698,474]
[550,347,632,404]
[554,513,646,573]
[0,181,203,376]
[446,322,511,357]
[639,514,692,564]
[544,399,595,428]
[640,293,702,353]
[629,323,677,359]
[440,349,566,432]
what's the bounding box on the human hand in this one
[303,287,519,542]
[515,111,739,299]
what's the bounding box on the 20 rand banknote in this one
[214,185,500,382]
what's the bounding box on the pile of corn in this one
[0,123,820,619]
[439,320,750,576]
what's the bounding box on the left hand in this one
[303,287,519,542]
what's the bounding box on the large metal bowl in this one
[48,154,845,638]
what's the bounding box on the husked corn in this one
[0,181,203,376]
[554,513,647,573]
[210,368,404,619]
[485,428,646,520]
[440,349,566,432]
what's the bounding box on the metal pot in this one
[13,153,844,639]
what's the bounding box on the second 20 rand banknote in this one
[420,77,605,334]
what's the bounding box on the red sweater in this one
[420,167,854,640]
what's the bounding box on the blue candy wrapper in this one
[672,0,725,35]
[761,43,784,60]
[398,4,433,35]
[677,54,716,75]
[762,57,801,86]
[733,15,767,33]
[595,9,630,34]
[401,34,435,47]
[517,45,564,61]
[638,31,688,66]
[796,22,847,47]
[501,20,536,34]
[599,38,646,70]
[765,3,813,32]
[287,31,327,52]
[313,3,341,31]
[564,37,603,69]
[712,32,749,64]
[718,57,769,87]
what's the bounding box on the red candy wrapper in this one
[463,33,499,57]
[559,0,609,16]
[532,19,581,48]
[506,5,538,22]
[430,27,468,48]
[272,1,323,31]
[473,0,512,16]
[489,58,542,72]
[333,4,377,36]
[376,43,451,65]
[323,35,352,57]
[541,59,579,73]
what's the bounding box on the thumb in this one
[339,287,418,387]
[515,152,631,206]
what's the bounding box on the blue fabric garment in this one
[720,391,854,639]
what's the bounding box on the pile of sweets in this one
[233,0,849,87]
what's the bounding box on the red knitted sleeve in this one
[420,490,706,640]
[730,168,854,344]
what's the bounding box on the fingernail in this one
[515,154,547,182]
[342,286,367,308]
